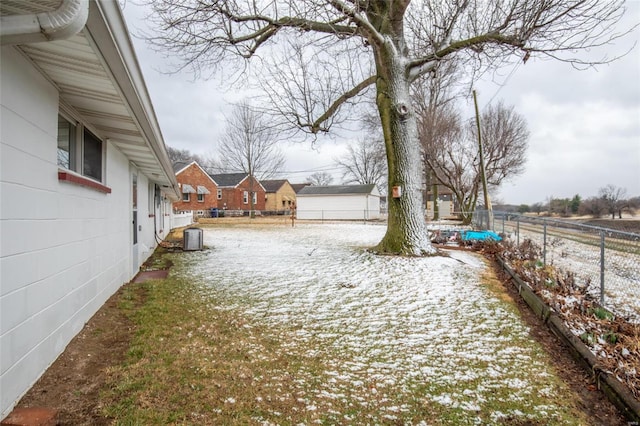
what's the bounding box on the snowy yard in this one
[174,223,591,424]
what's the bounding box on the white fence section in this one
[171,211,194,229]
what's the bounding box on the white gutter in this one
[1,0,88,45]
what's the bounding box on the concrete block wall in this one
[0,46,160,419]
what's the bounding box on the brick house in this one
[210,173,266,212]
[262,179,297,213]
[174,162,218,215]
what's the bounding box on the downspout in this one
[1,0,89,45]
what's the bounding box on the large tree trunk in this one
[372,42,436,256]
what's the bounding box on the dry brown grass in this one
[197,216,295,226]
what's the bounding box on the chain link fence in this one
[473,210,640,322]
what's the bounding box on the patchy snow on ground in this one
[512,227,640,322]
[178,223,583,423]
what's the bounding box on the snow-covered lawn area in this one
[176,223,590,424]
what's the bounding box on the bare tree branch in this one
[142,0,629,254]
[307,171,334,185]
[419,98,529,223]
[218,102,285,180]
[307,75,376,133]
[334,138,387,191]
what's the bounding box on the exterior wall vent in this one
[183,227,203,251]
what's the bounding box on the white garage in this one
[296,184,381,220]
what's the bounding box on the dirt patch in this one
[12,284,142,425]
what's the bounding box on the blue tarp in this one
[461,230,502,242]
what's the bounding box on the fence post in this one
[600,230,605,306]
[516,216,520,247]
[502,214,505,234]
[543,220,547,267]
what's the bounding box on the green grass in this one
[591,306,615,321]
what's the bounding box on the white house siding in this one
[0,46,164,418]
[366,195,380,219]
[297,194,381,220]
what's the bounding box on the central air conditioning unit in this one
[183,227,203,251]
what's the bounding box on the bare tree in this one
[335,138,387,191]
[218,102,285,214]
[167,146,206,169]
[549,197,571,217]
[579,197,607,218]
[599,184,628,219]
[531,202,544,216]
[413,60,463,220]
[197,153,225,175]
[144,0,628,255]
[477,101,529,186]
[415,77,462,220]
[218,102,285,180]
[628,196,640,215]
[307,171,334,186]
[420,101,529,223]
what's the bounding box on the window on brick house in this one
[252,192,257,205]
[243,191,248,204]
[197,193,204,202]
[183,193,190,202]
[217,189,222,199]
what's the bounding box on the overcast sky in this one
[121,1,640,206]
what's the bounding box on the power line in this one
[198,164,342,178]
[485,60,523,106]
[276,165,342,175]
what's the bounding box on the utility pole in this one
[473,90,493,229]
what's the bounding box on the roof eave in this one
[85,0,180,199]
